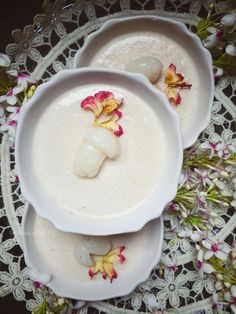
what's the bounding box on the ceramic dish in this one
[15,68,182,235]
[74,16,214,148]
[22,204,163,300]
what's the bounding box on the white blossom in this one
[0,107,21,144]
[7,69,35,89]
[178,169,196,189]
[0,53,11,67]
[162,254,178,273]
[213,66,223,79]
[224,285,236,314]
[202,237,230,260]
[28,269,51,289]
[200,139,223,158]
[226,44,236,56]
[194,168,214,187]
[0,85,23,105]
[203,27,223,48]
[196,249,213,279]
[221,13,236,27]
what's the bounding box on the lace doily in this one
[0,0,236,313]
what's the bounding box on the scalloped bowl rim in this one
[74,15,214,149]
[22,203,164,301]
[15,67,183,235]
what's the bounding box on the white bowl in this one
[15,68,182,235]
[22,203,163,300]
[74,16,214,148]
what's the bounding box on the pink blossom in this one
[226,44,236,56]
[196,249,213,279]
[221,13,236,27]
[203,27,223,48]
[202,238,230,260]
[0,86,23,105]
[7,69,35,89]
[225,286,236,313]
[162,254,178,273]
[213,66,223,81]
[200,140,224,158]
[33,280,41,289]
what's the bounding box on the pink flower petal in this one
[94,91,113,103]
[33,280,41,289]
[111,109,122,119]
[117,254,126,263]
[114,125,123,137]
[81,95,95,109]
[88,268,96,278]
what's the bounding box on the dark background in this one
[0,1,43,54]
[0,2,42,313]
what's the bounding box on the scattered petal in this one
[164,64,191,105]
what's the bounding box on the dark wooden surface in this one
[0,1,42,313]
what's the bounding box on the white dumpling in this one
[74,235,112,267]
[84,126,120,159]
[74,140,106,178]
[74,126,120,178]
[125,56,163,83]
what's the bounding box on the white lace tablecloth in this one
[0,0,236,313]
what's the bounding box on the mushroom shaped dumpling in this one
[74,235,112,267]
[125,56,163,83]
[74,126,120,178]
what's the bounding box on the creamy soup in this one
[32,213,151,282]
[90,32,199,132]
[32,84,166,217]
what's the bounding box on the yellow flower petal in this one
[165,63,184,85]
[88,246,126,282]
[164,64,191,106]
[81,91,124,136]
[95,114,123,137]
[166,86,181,105]
[102,99,119,115]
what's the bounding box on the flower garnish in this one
[81,91,124,136]
[89,246,126,282]
[164,63,192,105]
[95,109,123,137]
[81,95,103,118]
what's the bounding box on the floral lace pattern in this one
[0,0,236,313]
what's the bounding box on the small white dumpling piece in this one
[74,141,106,178]
[125,56,163,83]
[74,235,112,267]
[74,126,120,178]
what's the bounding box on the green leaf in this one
[196,18,213,39]
[213,54,236,74]
[185,215,206,229]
